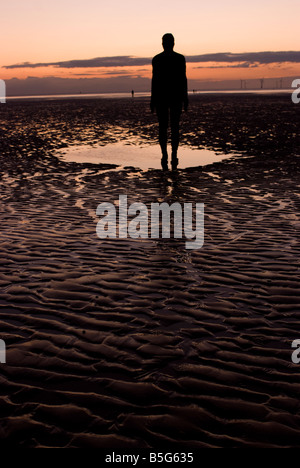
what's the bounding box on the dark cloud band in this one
[4,51,300,69]
[186,51,300,64]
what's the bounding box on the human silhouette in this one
[151,33,188,170]
[131,89,134,98]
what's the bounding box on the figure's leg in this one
[170,105,182,169]
[156,106,169,169]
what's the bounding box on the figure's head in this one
[162,33,174,52]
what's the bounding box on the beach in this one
[0,94,300,448]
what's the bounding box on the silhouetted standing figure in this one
[151,33,188,170]
[131,89,134,98]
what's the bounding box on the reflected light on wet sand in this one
[57,143,234,170]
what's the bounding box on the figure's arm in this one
[183,57,188,111]
[150,58,156,113]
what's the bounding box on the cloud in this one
[73,70,133,76]
[4,51,300,70]
[195,62,260,69]
[186,51,300,64]
[4,56,152,69]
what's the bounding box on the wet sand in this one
[0,94,300,448]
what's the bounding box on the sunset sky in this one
[1,0,299,94]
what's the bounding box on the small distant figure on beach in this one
[131,89,134,98]
[151,33,188,170]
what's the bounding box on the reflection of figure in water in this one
[151,33,188,171]
[131,89,134,98]
[159,168,183,201]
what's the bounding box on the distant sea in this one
[6,89,293,101]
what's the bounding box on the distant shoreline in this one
[5,89,293,101]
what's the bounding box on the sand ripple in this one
[0,95,299,447]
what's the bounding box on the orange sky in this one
[1,0,299,90]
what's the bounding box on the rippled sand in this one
[0,95,299,448]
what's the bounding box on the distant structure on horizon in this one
[191,76,292,92]
[276,78,283,89]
